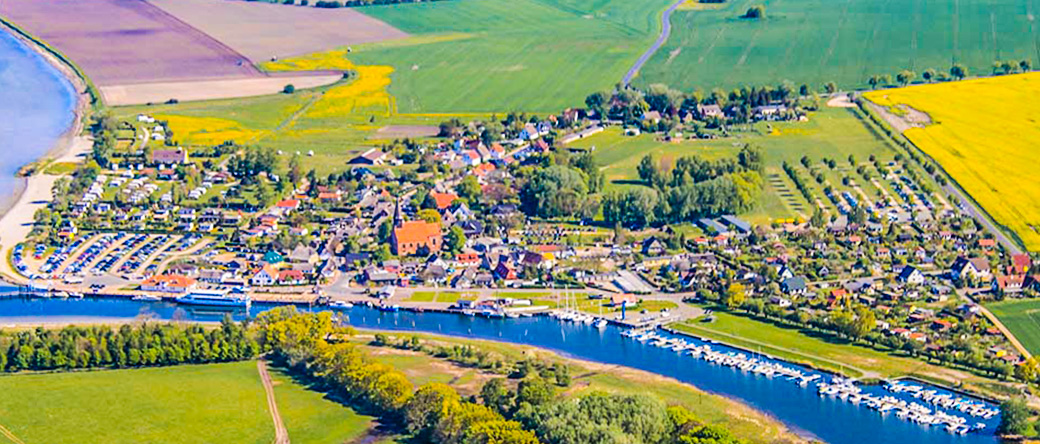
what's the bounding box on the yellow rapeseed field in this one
[262,51,395,118]
[155,115,264,146]
[865,72,1040,250]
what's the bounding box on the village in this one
[9,90,1038,383]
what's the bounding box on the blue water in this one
[0,29,77,202]
[0,295,999,444]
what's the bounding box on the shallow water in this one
[0,295,1000,444]
[0,29,77,205]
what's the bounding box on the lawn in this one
[637,0,1040,91]
[0,362,272,444]
[571,107,902,222]
[0,361,376,444]
[865,72,1040,251]
[670,310,1017,399]
[986,299,1040,356]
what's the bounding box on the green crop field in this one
[637,0,1040,91]
[345,0,675,112]
[0,361,373,444]
[571,107,902,221]
[986,299,1040,356]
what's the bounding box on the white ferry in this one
[175,289,250,308]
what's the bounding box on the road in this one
[961,290,1033,360]
[258,359,290,444]
[943,183,1024,256]
[622,0,685,85]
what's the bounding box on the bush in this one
[283,84,295,94]
[742,5,765,18]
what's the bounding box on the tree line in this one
[602,146,763,228]
[0,318,258,372]
[258,307,744,444]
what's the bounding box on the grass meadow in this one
[986,299,1040,355]
[637,0,1040,91]
[569,107,902,222]
[0,361,373,444]
[865,72,1040,251]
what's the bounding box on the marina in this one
[0,294,1002,444]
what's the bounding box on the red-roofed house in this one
[430,192,459,210]
[141,275,197,293]
[276,199,300,211]
[1012,254,1032,274]
[278,269,306,285]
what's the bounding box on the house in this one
[289,245,319,264]
[697,104,724,119]
[897,265,925,285]
[455,220,484,237]
[1011,254,1032,274]
[641,237,666,256]
[429,192,459,210]
[141,274,197,293]
[350,148,386,165]
[994,275,1026,294]
[610,294,639,308]
[251,266,279,286]
[781,276,808,295]
[276,199,300,212]
[392,220,443,256]
[951,257,992,281]
[263,251,285,264]
[277,269,306,285]
[150,148,189,165]
[494,260,517,281]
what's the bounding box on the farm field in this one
[986,299,1040,356]
[637,0,1040,91]
[864,72,1040,251]
[147,0,409,61]
[569,107,903,222]
[0,361,375,444]
[288,0,677,112]
[0,0,259,86]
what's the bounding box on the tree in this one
[445,225,466,253]
[1015,357,1038,382]
[922,68,936,82]
[997,397,1031,436]
[283,84,295,94]
[515,377,554,408]
[741,5,765,18]
[723,283,746,309]
[418,209,442,224]
[480,378,515,417]
[950,63,967,80]
[457,175,482,202]
[896,70,915,86]
[519,165,594,219]
[867,75,881,90]
[823,81,838,94]
[638,154,659,186]
[584,91,610,117]
[1020,59,1033,72]
[404,383,461,438]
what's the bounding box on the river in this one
[0,28,77,208]
[0,295,1000,444]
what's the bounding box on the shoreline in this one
[0,22,93,284]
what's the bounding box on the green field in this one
[571,107,901,221]
[638,0,1040,91]
[0,361,373,444]
[347,0,675,112]
[986,299,1040,356]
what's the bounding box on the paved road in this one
[622,0,685,85]
[943,183,1024,256]
[258,359,290,444]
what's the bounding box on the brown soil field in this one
[147,0,409,61]
[1,0,260,86]
[101,73,342,106]
[372,125,440,139]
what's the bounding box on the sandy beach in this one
[0,21,93,284]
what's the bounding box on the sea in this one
[0,28,77,208]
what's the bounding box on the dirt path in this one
[257,359,290,444]
[622,0,685,85]
[0,422,27,444]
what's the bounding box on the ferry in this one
[175,289,250,308]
